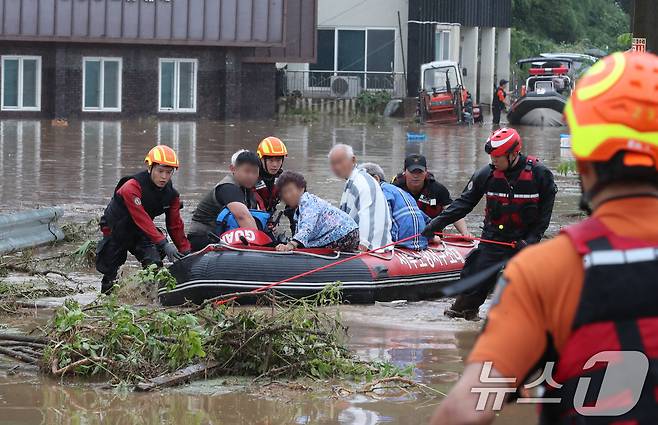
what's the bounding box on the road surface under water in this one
[0,117,580,424]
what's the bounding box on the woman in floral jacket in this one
[274,171,359,252]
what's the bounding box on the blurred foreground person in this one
[430,51,658,425]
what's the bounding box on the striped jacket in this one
[380,182,429,250]
[339,167,392,250]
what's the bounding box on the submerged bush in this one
[42,284,405,386]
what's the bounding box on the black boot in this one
[101,275,116,294]
[444,307,481,321]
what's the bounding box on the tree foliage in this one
[512,0,630,62]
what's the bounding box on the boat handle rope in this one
[214,233,422,306]
[214,243,343,260]
[212,232,516,306]
[434,232,517,248]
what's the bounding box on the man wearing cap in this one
[392,154,468,236]
[492,79,508,125]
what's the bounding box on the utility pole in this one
[632,0,657,53]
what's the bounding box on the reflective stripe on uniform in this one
[486,192,509,198]
[514,193,540,199]
[485,192,539,199]
[583,247,658,268]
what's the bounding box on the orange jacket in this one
[468,197,658,382]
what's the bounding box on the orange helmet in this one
[257,137,288,159]
[566,51,658,170]
[144,145,179,169]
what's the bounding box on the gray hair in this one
[328,143,355,159]
[231,149,248,166]
[360,162,386,182]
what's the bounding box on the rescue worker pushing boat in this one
[430,50,658,425]
[422,127,557,320]
[96,145,191,294]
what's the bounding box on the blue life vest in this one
[216,208,271,235]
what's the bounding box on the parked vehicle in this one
[507,57,574,126]
[417,61,482,125]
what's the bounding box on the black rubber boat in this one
[507,92,567,126]
[159,235,476,306]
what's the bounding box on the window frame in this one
[82,57,123,113]
[158,58,198,113]
[309,27,397,90]
[1,55,42,111]
[435,30,451,61]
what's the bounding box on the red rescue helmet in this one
[485,128,522,157]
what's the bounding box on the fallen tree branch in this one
[13,346,44,358]
[0,263,82,284]
[135,361,220,391]
[0,333,49,344]
[335,377,448,398]
[192,290,271,312]
[52,356,115,377]
[0,346,39,364]
[0,341,46,349]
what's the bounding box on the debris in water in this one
[0,283,408,390]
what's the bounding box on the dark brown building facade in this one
[0,0,317,119]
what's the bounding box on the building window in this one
[83,57,122,112]
[309,28,395,89]
[435,30,451,61]
[159,59,197,113]
[1,56,41,111]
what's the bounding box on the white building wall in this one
[287,0,408,74]
[496,27,511,83]
[461,27,479,100]
[479,27,496,108]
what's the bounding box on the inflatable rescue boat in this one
[507,57,573,126]
[158,229,476,306]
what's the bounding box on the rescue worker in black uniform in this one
[492,79,508,125]
[422,127,557,320]
[392,154,469,235]
[96,145,191,294]
[187,150,262,251]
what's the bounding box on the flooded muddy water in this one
[0,117,579,424]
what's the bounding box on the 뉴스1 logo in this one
[472,351,650,416]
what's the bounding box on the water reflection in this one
[0,117,575,227]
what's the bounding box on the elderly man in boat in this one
[328,144,392,252]
[274,171,359,252]
[360,162,429,250]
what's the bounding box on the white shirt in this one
[339,167,393,250]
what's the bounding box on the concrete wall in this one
[0,41,276,120]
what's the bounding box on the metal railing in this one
[279,70,407,98]
[0,208,65,255]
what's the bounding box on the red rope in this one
[214,233,421,306]
[434,232,517,248]
[214,231,516,306]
